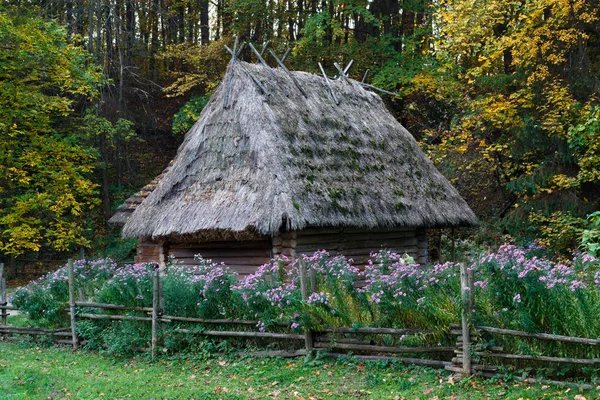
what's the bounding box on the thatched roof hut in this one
[119,60,477,271]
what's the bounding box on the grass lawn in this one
[0,342,598,399]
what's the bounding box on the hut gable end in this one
[122,62,477,240]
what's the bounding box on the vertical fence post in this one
[298,258,314,354]
[1,263,7,330]
[460,262,472,376]
[67,259,78,350]
[151,267,159,360]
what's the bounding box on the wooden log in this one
[322,327,431,335]
[249,349,307,358]
[295,243,340,252]
[169,248,271,259]
[223,37,238,108]
[152,268,159,360]
[77,313,152,322]
[0,305,18,311]
[460,262,472,376]
[315,335,372,345]
[476,371,595,390]
[168,240,270,250]
[475,325,600,345]
[476,351,600,365]
[1,263,6,330]
[343,227,415,234]
[327,353,451,369]
[68,259,78,350]
[268,48,308,98]
[0,327,55,335]
[345,231,417,241]
[160,315,290,327]
[280,231,297,240]
[75,302,153,313]
[314,342,455,354]
[318,62,340,105]
[339,247,417,257]
[174,328,305,341]
[299,258,314,353]
[342,238,418,250]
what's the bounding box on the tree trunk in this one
[200,0,209,43]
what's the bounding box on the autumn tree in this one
[0,9,102,260]
[409,0,600,251]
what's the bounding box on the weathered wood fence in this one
[1,261,599,388]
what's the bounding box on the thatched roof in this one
[108,163,173,227]
[122,61,478,239]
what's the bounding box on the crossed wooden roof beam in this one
[223,36,399,109]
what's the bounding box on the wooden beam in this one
[343,59,354,75]
[223,36,238,109]
[268,49,308,98]
[362,69,369,82]
[224,45,268,95]
[249,42,289,97]
[318,62,340,105]
[358,81,400,97]
[333,62,349,82]
[67,259,78,350]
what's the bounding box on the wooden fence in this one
[1,260,599,388]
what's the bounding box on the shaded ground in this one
[0,342,597,399]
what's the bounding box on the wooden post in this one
[460,262,472,376]
[451,228,456,262]
[298,258,313,353]
[78,287,85,302]
[151,267,159,360]
[1,263,7,329]
[308,268,316,294]
[67,259,78,350]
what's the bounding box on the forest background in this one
[0,0,599,277]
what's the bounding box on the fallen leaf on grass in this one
[573,395,587,400]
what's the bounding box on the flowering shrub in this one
[13,258,117,327]
[473,244,600,337]
[233,256,302,331]
[96,262,157,306]
[361,251,460,332]
[176,256,241,319]
[12,245,600,355]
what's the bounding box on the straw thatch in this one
[122,61,477,240]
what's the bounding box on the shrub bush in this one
[11,246,600,356]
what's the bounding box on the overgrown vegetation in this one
[11,248,600,367]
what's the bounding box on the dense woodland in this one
[0,0,599,275]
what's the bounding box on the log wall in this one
[293,227,428,267]
[135,237,167,267]
[167,239,272,278]
[137,227,429,276]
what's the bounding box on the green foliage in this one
[82,109,137,147]
[0,8,102,257]
[12,259,117,327]
[4,343,591,399]
[414,0,600,250]
[172,96,210,134]
[581,211,600,257]
[474,244,600,338]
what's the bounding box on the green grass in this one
[0,343,598,399]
